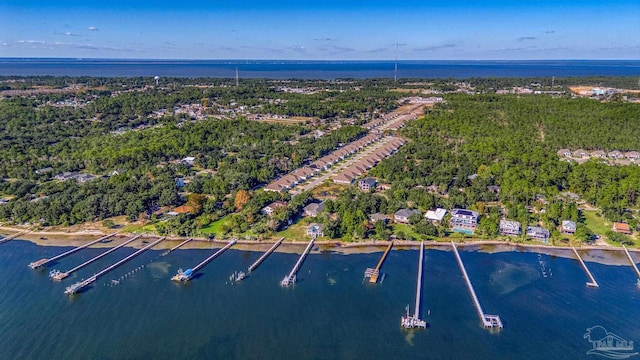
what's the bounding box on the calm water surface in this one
[0,240,639,359]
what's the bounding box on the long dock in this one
[0,228,33,244]
[622,246,640,282]
[65,237,165,295]
[50,235,141,280]
[572,247,599,288]
[171,239,237,282]
[29,233,118,269]
[280,238,314,286]
[248,237,284,273]
[451,241,503,330]
[365,240,393,284]
[169,238,193,252]
[401,241,426,329]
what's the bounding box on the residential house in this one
[625,151,640,162]
[572,149,589,158]
[394,209,420,224]
[487,185,501,194]
[450,209,479,233]
[499,220,521,236]
[608,150,625,159]
[557,149,571,157]
[425,208,447,224]
[54,172,80,181]
[358,178,377,191]
[35,167,54,175]
[306,223,324,237]
[590,150,607,159]
[333,172,355,184]
[526,226,550,242]
[561,220,577,234]
[612,222,632,235]
[261,201,288,217]
[370,213,388,223]
[303,202,326,217]
[181,156,196,166]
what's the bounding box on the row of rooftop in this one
[264,133,383,192]
[332,138,406,184]
[558,149,640,163]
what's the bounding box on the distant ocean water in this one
[0,59,639,79]
[1,240,639,359]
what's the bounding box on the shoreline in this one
[1,226,638,266]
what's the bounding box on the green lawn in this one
[392,223,421,240]
[276,222,308,241]
[201,218,228,235]
[582,210,612,237]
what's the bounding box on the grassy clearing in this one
[392,223,420,240]
[201,218,228,235]
[276,222,309,241]
[582,210,612,237]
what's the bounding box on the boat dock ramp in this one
[622,246,640,283]
[364,240,393,284]
[451,241,503,330]
[50,234,141,281]
[281,237,314,286]
[401,241,426,329]
[171,239,237,282]
[248,237,284,274]
[65,237,165,295]
[29,233,118,270]
[571,247,599,288]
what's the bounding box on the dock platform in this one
[29,233,117,270]
[401,241,426,329]
[171,239,236,282]
[365,240,393,284]
[451,241,503,330]
[248,237,284,273]
[622,246,640,282]
[572,247,599,288]
[64,237,165,295]
[281,238,314,286]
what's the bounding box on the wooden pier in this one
[169,238,193,252]
[248,237,284,273]
[622,246,640,282]
[571,247,599,288]
[401,241,426,329]
[29,233,118,269]
[364,240,393,284]
[64,237,165,295]
[0,228,34,244]
[50,235,141,281]
[280,238,314,286]
[171,239,236,282]
[451,241,503,330]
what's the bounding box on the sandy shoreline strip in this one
[1,226,639,266]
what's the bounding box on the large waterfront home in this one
[450,208,479,234]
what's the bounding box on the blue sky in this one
[1,0,638,60]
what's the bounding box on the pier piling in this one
[281,238,314,286]
[622,246,640,282]
[401,241,426,329]
[365,240,393,284]
[451,241,503,330]
[571,247,599,288]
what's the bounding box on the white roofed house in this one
[306,223,324,237]
[561,220,577,234]
[425,208,447,224]
[499,220,521,236]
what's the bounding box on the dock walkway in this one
[1,228,34,244]
[51,234,141,281]
[622,246,640,282]
[65,237,165,295]
[248,237,283,273]
[401,241,426,329]
[572,247,599,288]
[451,241,503,330]
[172,240,236,282]
[365,240,393,284]
[281,238,314,286]
[29,233,117,269]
